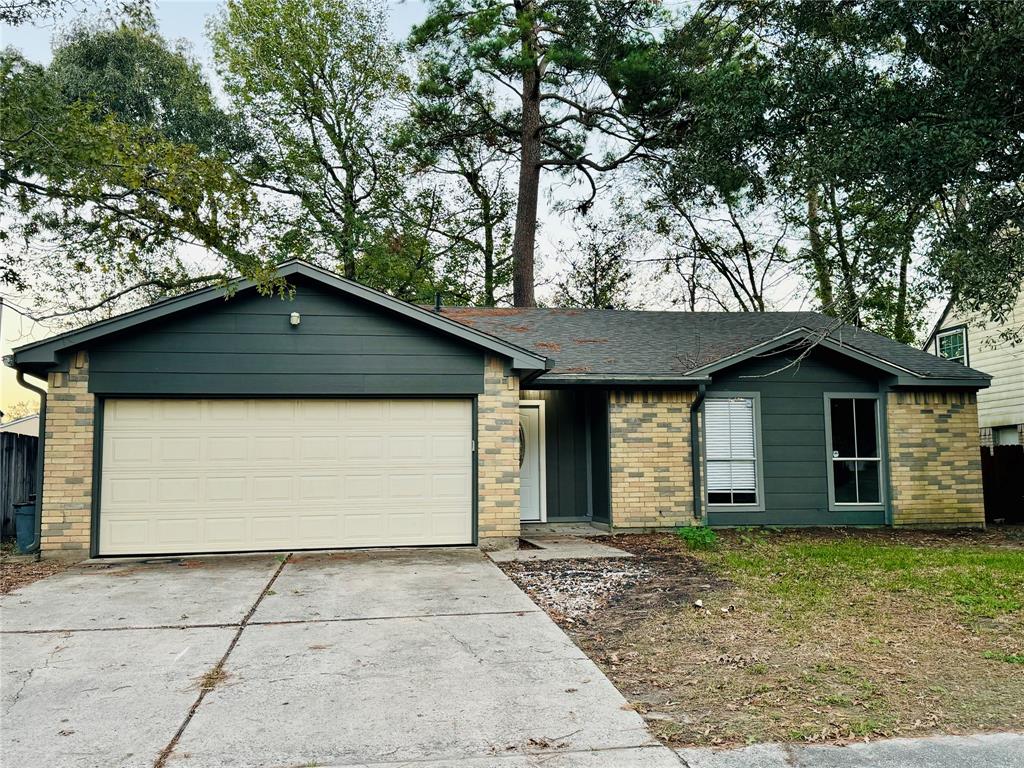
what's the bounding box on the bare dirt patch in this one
[501,530,1024,748]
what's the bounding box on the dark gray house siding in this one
[523,389,589,520]
[87,278,486,395]
[587,392,611,525]
[705,348,887,526]
[522,388,610,522]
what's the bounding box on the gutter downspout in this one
[690,383,707,523]
[16,371,46,557]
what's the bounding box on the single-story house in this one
[6,260,991,560]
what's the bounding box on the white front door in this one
[519,402,545,522]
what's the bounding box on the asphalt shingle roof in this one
[439,307,989,384]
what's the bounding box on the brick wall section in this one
[887,390,985,528]
[608,390,696,530]
[476,355,520,549]
[41,351,95,559]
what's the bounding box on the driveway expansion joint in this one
[152,552,293,768]
[0,609,542,635]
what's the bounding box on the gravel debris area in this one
[500,559,656,621]
[498,535,719,630]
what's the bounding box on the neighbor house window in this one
[937,328,967,365]
[826,396,882,506]
[705,396,761,506]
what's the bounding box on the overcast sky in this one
[0,0,429,63]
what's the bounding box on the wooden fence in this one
[981,444,1024,525]
[1,432,38,538]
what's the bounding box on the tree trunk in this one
[825,184,859,326]
[894,241,911,342]
[893,208,920,343]
[511,9,541,307]
[481,191,496,306]
[343,178,358,279]
[806,186,834,312]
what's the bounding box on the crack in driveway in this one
[152,553,292,768]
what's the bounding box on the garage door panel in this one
[161,400,203,422]
[206,517,248,545]
[300,436,341,460]
[253,476,292,501]
[208,436,248,461]
[159,437,202,462]
[207,477,247,502]
[110,436,152,463]
[100,398,473,555]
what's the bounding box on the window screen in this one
[705,397,758,505]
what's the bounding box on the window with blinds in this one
[705,397,759,505]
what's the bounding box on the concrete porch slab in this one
[521,523,612,537]
[488,536,634,563]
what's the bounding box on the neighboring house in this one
[924,285,1024,447]
[6,260,990,560]
[0,413,39,436]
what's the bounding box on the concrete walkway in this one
[675,732,1024,768]
[0,548,681,767]
[488,535,634,562]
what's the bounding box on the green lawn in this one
[707,530,1024,620]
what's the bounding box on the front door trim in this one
[519,400,547,523]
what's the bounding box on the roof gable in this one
[9,261,549,375]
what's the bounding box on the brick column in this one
[476,355,520,549]
[608,390,695,530]
[40,351,95,559]
[887,390,985,528]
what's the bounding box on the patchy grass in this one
[504,528,1024,747]
[197,667,229,691]
[677,526,718,551]
[0,538,68,595]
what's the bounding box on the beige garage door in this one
[99,398,473,555]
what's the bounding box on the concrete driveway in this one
[1,549,681,767]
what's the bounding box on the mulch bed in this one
[0,556,68,595]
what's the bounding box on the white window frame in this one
[936,326,968,366]
[702,392,765,512]
[823,393,885,510]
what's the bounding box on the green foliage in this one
[981,651,1024,665]
[210,0,415,287]
[48,21,245,152]
[394,75,517,305]
[410,0,670,304]
[634,0,1024,338]
[0,28,274,314]
[676,526,718,551]
[553,216,644,309]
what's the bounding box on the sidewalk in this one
[675,732,1023,768]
